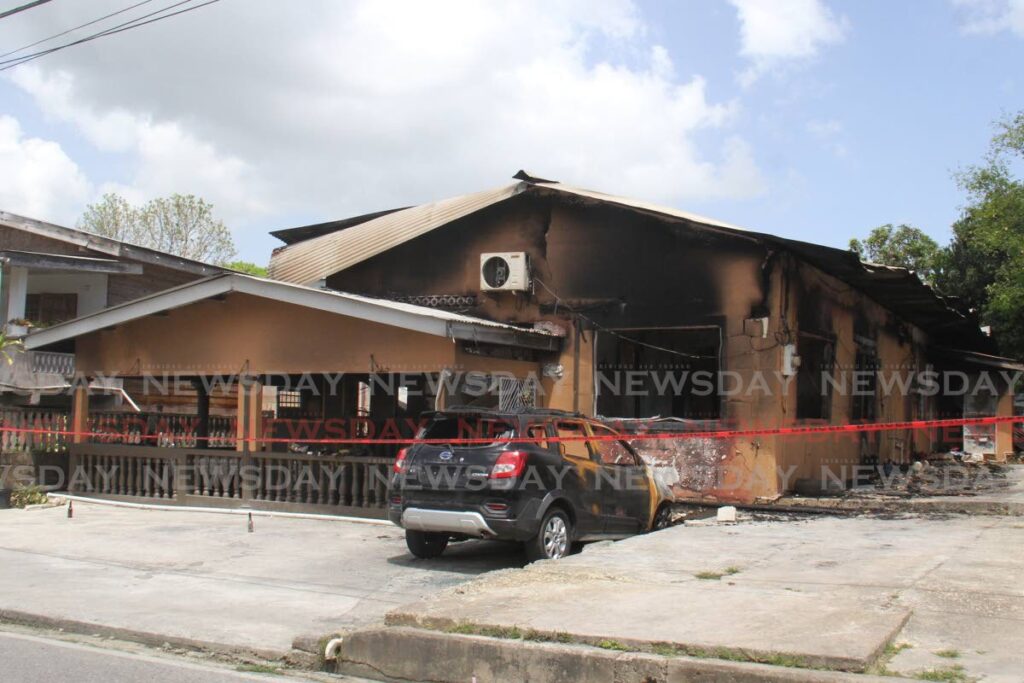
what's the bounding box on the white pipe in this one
[324,637,344,660]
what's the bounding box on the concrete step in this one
[336,626,900,683]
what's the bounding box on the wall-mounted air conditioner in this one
[480,252,530,292]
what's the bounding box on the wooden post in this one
[236,377,261,453]
[248,381,263,452]
[71,385,89,444]
[194,379,210,447]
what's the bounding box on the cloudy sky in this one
[0,0,1021,264]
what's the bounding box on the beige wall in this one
[75,293,463,376]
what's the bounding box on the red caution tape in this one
[0,415,1021,446]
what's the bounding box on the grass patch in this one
[885,642,913,657]
[651,642,682,657]
[695,566,742,580]
[934,649,961,659]
[916,664,969,682]
[523,629,572,643]
[475,625,522,640]
[596,639,630,651]
[235,663,281,675]
[868,641,914,676]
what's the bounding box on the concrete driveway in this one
[0,500,526,654]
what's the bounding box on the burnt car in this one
[388,408,673,561]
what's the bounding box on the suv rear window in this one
[421,416,516,444]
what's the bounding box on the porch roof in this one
[23,273,561,353]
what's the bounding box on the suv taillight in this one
[393,447,410,474]
[490,450,526,479]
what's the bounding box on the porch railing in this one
[87,412,237,448]
[0,408,69,454]
[69,443,393,518]
[30,351,76,377]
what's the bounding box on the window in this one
[595,327,721,420]
[421,416,515,444]
[851,344,877,422]
[589,423,637,466]
[25,293,77,326]
[556,421,591,460]
[796,333,834,420]
[277,390,301,409]
[526,424,549,449]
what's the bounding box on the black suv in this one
[388,408,671,561]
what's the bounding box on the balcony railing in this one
[31,351,76,377]
[0,349,75,390]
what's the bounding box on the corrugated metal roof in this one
[268,183,525,285]
[264,171,996,354]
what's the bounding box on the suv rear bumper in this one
[400,507,498,538]
[391,499,543,542]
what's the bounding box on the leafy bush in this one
[10,485,48,508]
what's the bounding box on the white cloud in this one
[953,0,1024,36]
[0,115,91,224]
[0,0,766,250]
[10,67,268,228]
[729,0,847,85]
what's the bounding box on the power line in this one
[0,0,53,22]
[0,0,157,60]
[0,0,209,68]
[0,0,220,71]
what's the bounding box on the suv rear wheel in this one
[525,507,572,562]
[406,530,449,559]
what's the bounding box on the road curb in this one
[773,497,1024,516]
[335,626,899,683]
[47,493,392,525]
[0,608,316,669]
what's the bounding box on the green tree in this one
[935,111,1024,358]
[79,193,237,265]
[849,224,941,283]
[0,332,23,365]
[225,261,268,277]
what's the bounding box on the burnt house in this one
[266,170,1019,501]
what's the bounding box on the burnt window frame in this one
[796,330,835,421]
[592,325,723,421]
[851,335,878,423]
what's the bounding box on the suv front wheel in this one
[525,507,572,562]
[406,530,449,559]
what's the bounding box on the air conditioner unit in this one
[480,252,530,292]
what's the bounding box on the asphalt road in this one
[0,629,317,683]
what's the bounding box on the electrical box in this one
[782,343,801,376]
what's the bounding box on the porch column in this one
[71,385,89,444]
[4,265,28,335]
[235,377,263,452]
[193,379,210,447]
